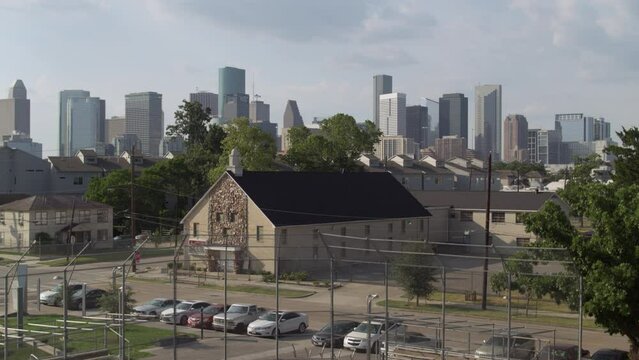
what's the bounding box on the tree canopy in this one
[522,127,639,355]
[209,117,277,181]
[283,113,381,172]
[392,243,438,306]
[166,100,213,147]
[605,126,639,186]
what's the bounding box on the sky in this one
[1,0,638,157]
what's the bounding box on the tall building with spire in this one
[281,100,304,152]
[0,80,30,137]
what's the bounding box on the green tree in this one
[209,117,277,181]
[557,154,603,227]
[98,288,136,314]
[283,114,382,171]
[605,126,639,185]
[166,100,213,147]
[392,244,438,306]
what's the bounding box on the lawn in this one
[131,277,317,298]
[379,299,598,329]
[0,314,195,359]
[41,248,174,267]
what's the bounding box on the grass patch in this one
[130,277,316,298]
[41,248,173,267]
[1,314,195,359]
[379,299,598,329]
[427,291,574,313]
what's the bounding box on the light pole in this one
[366,293,379,360]
[3,240,37,360]
[112,266,122,291]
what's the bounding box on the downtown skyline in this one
[1,0,637,156]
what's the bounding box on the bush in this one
[262,271,275,283]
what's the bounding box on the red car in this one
[187,304,227,329]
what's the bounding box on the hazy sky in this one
[1,0,638,156]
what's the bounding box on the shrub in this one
[262,271,275,283]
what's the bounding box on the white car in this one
[39,283,85,306]
[247,311,308,337]
[133,298,182,318]
[343,319,404,353]
[159,300,210,325]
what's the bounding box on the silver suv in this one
[475,332,536,360]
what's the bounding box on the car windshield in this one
[259,312,281,321]
[176,303,192,310]
[320,322,355,333]
[203,306,220,314]
[148,299,165,306]
[486,336,509,346]
[538,347,570,360]
[227,305,248,314]
[51,284,62,292]
[354,323,381,334]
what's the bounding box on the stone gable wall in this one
[207,174,248,248]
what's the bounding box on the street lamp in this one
[366,293,379,360]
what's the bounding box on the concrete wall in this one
[0,148,49,194]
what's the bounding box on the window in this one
[364,225,370,237]
[313,228,319,240]
[340,227,346,236]
[96,210,107,223]
[460,211,473,222]
[79,210,90,223]
[256,226,263,241]
[216,213,224,222]
[97,229,108,242]
[0,212,4,224]
[73,176,83,185]
[18,213,24,226]
[56,211,67,225]
[193,223,199,236]
[515,212,526,224]
[280,229,287,245]
[516,238,530,247]
[492,212,505,223]
[222,228,230,236]
[341,241,346,257]
[401,220,406,233]
[229,212,236,222]
[312,246,318,260]
[435,176,441,184]
[387,223,393,233]
[34,211,48,225]
[0,232,4,245]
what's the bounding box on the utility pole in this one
[66,200,76,264]
[130,145,136,273]
[481,152,492,310]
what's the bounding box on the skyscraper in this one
[283,100,304,128]
[474,84,502,160]
[190,91,218,116]
[223,93,249,121]
[218,67,246,123]
[373,75,392,128]
[528,128,561,164]
[439,93,468,144]
[249,100,270,123]
[0,80,30,137]
[555,113,611,142]
[503,114,528,162]
[424,98,439,147]
[58,90,105,156]
[406,105,428,148]
[125,92,163,156]
[378,93,406,137]
[106,116,126,144]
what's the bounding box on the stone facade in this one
[207,175,248,247]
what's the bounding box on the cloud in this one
[144,0,435,44]
[340,46,419,68]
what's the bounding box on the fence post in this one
[441,266,446,360]
[37,278,41,312]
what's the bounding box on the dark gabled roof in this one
[229,171,430,226]
[359,161,453,176]
[0,193,31,206]
[0,195,111,211]
[48,156,159,173]
[410,190,559,211]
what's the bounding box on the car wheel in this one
[236,323,246,334]
[298,323,306,334]
[371,341,378,354]
[180,316,188,326]
[271,328,280,337]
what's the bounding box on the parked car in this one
[187,304,228,329]
[113,235,132,249]
[133,298,182,318]
[535,343,589,360]
[311,320,360,348]
[380,331,441,359]
[475,332,536,360]
[247,311,308,337]
[591,349,629,360]
[213,304,265,333]
[160,301,210,325]
[39,283,85,306]
[69,288,107,310]
[343,319,404,353]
